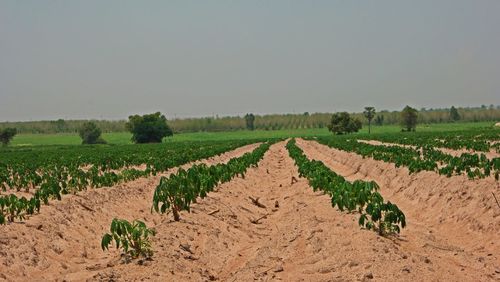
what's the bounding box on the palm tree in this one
[363,107,376,134]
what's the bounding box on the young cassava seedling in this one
[101,218,156,259]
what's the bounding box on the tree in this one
[328,112,350,134]
[374,114,384,126]
[346,118,363,133]
[328,112,362,134]
[363,107,376,134]
[54,119,66,133]
[244,113,255,131]
[0,128,17,146]
[450,106,461,121]
[79,122,106,144]
[400,106,418,131]
[126,112,173,143]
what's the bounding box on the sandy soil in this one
[357,139,500,160]
[0,143,260,281]
[1,141,499,281]
[296,138,500,281]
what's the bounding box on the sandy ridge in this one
[68,141,490,281]
[296,138,500,280]
[1,141,499,281]
[0,142,261,281]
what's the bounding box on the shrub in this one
[79,122,106,144]
[126,112,173,143]
[0,128,17,146]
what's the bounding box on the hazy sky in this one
[1,1,499,121]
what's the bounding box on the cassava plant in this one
[286,139,406,236]
[152,173,190,221]
[0,139,258,224]
[101,218,156,258]
[152,142,271,221]
[358,193,406,235]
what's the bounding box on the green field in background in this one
[9,121,497,146]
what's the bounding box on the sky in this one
[1,1,499,121]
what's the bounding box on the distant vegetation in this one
[363,107,376,134]
[126,112,173,143]
[328,112,362,135]
[1,105,499,134]
[450,106,461,122]
[0,128,17,146]
[79,122,106,144]
[244,113,255,131]
[401,106,418,132]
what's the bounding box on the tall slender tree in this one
[244,113,255,131]
[363,107,376,134]
[400,106,418,132]
[450,106,461,121]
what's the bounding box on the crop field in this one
[0,126,499,281]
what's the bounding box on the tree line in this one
[0,105,496,146]
[1,105,499,135]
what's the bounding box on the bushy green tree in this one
[328,112,362,135]
[79,122,106,144]
[347,118,362,133]
[126,112,173,143]
[363,107,376,134]
[0,128,17,146]
[450,106,461,121]
[244,113,255,130]
[400,106,418,131]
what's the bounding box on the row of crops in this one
[0,140,266,224]
[102,141,274,258]
[286,139,406,235]
[103,139,405,259]
[152,142,272,221]
[314,133,500,180]
[358,128,500,153]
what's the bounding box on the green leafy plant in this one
[0,139,261,224]
[101,218,156,258]
[152,142,272,221]
[286,139,406,236]
[0,194,40,224]
[315,135,499,180]
[359,194,406,235]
